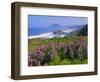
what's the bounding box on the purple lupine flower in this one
[28,55,34,66]
[79,36,85,46]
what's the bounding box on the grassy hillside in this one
[28,36,88,66]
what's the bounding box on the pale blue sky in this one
[28,15,88,28]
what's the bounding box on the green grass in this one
[48,58,88,65]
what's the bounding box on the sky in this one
[28,15,88,28]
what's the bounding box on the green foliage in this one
[48,55,61,65]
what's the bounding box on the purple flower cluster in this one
[58,40,87,59]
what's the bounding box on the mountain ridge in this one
[28,24,86,36]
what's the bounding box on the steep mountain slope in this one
[77,24,88,36]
